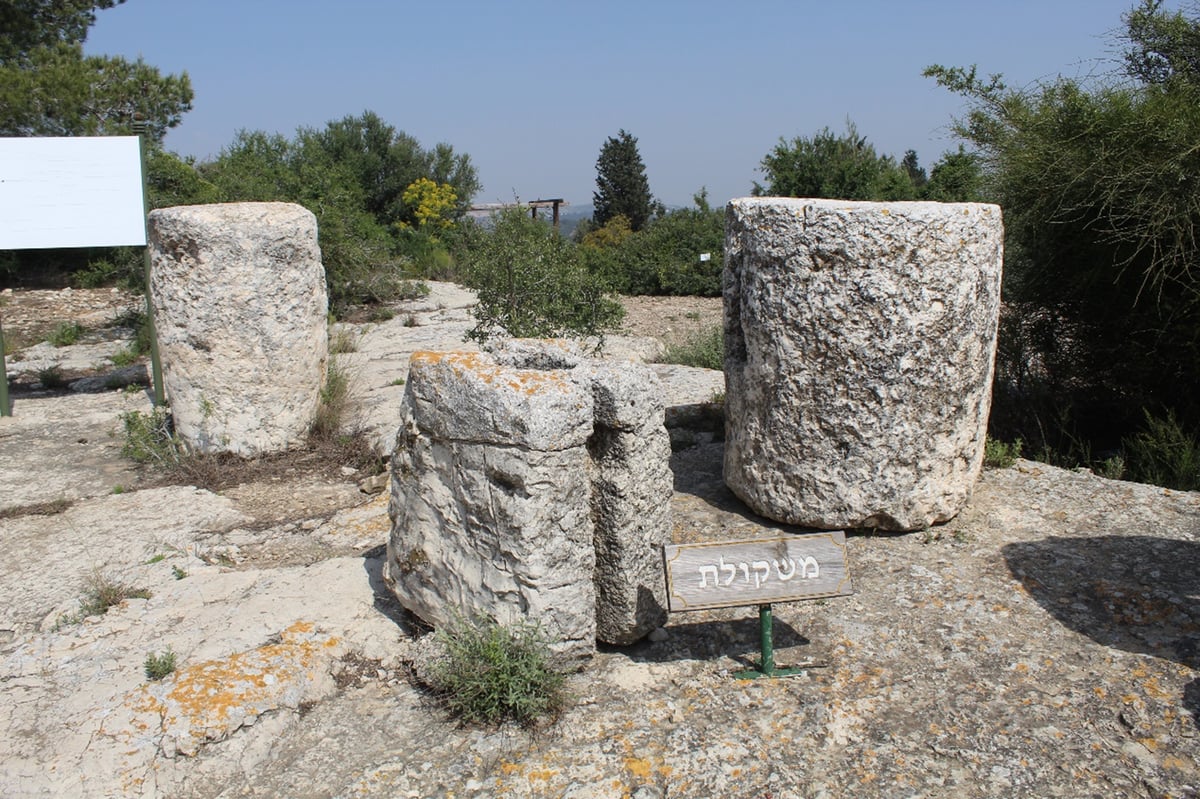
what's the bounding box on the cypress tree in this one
[592,129,655,231]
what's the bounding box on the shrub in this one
[120,406,185,466]
[428,615,567,727]
[983,437,1023,469]
[47,321,84,347]
[36,365,68,389]
[461,208,624,344]
[144,648,176,681]
[1122,409,1200,491]
[78,573,151,619]
[658,325,724,371]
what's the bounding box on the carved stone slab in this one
[663,532,851,612]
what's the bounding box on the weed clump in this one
[428,616,567,727]
[658,325,723,371]
[144,648,176,681]
[120,406,185,466]
[47,321,85,347]
[984,437,1022,469]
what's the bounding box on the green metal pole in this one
[134,123,165,406]
[758,603,775,675]
[733,602,806,680]
[0,313,10,417]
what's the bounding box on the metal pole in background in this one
[134,121,165,406]
[0,313,10,417]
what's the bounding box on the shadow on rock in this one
[1002,535,1200,671]
[1185,678,1200,732]
[610,614,810,668]
[361,545,426,634]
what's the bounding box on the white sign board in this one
[0,136,146,250]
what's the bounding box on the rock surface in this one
[724,198,1003,530]
[148,202,328,456]
[1,285,1196,799]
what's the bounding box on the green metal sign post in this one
[733,604,807,680]
[0,314,10,417]
[134,123,165,406]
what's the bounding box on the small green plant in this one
[144,553,166,565]
[144,648,176,681]
[120,406,185,466]
[47,321,85,347]
[403,313,418,327]
[329,327,358,355]
[109,346,139,367]
[310,358,353,441]
[36,365,68,389]
[112,485,125,494]
[76,573,151,619]
[428,615,567,727]
[171,565,188,580]
[367,306,395,323]
[658,325,724,371]
[463,206,624,345]
[1122,409,1200,491]
[983,437,1022,469]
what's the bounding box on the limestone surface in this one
[148,202,328,456]
[723,198,1004,530]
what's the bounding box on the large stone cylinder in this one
[148,202,328,456]
[723,198,1003,531]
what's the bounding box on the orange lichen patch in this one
[115,621,340,757]
[624,757,653,780]
[410,350,576,397]
[1142,676,1174,700]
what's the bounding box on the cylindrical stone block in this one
[723,198,1003,531]
[148,202,328,456]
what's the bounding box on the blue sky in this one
[85,0,1160,209]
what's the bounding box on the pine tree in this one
[592,129,655,231]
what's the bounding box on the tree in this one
[0,1,192,144]
[0,0,123,63]
[592,129,656,231]
[304,111,479,229]
[754,121,918,201]
[922,146,985,202]
[925,0,1200,481]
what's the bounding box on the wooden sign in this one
[663,532,851,612]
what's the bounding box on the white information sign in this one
[0,136,146,250]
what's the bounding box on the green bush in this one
[120,406,185,466]
[582,191,725,297]
[983,437,1023,469]
[1122,409,1200,491]
[928,1,1200,481]
[461,208,624,344]
[658,325,724,370]
[428,615,567,727]
[47,321,84,346]
[144,648,176,681]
